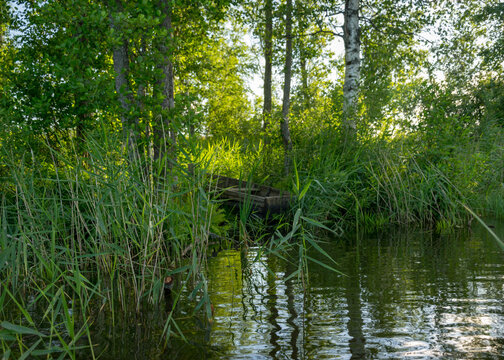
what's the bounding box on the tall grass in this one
[1,119,501,357]
[0,125,348,357]
[191,129,503,231]
[0,130,227,358]
[289,127,503,231]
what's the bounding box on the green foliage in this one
[1,0,504,355]
[476,3,504,70]
[0,126,232,356]
[3,0,112,133]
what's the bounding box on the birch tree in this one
[342,0,360,139]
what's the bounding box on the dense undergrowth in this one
[1,126,503,357]
[204,124,504,232]
[1,87,503,360]
[0,128,335,358]
[1,112,503,358]
[2,0,504,356]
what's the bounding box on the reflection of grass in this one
[461,204,504,251]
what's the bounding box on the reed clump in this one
[291,127,504,231]
[0,131,227,358]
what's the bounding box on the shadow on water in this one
[344,236,366,359]
[77,222,504,359]
[266,256,281,358]
[285,257,301,360]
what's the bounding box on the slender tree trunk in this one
[343,0,360,140]
[75,28,90,152]
[300,47,309,110]
[109,0,136,150]
[154,0,176,170]
[281,0,293,175]
[263,0,273,143]
[0,10,5,47]
[111,21,130,128]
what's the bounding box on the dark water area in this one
[88,222,504,359]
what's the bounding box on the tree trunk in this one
[263,0,273,144]
[111,17,130,127]
[343,0,360,140]
[154,0,176,170]
[109,0,136,150]
[300,47,309,110]
[281,0,293,175]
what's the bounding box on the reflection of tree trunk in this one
[266,261,281,357]
[281,0,293,175]
[263,0,273,144]
[345,250,366,359]
[285,259,300,359]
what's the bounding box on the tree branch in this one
[296,28,343,39]
[361,16,432,44]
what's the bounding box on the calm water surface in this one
[90,223,504,359]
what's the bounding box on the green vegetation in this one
[0,0,503,357]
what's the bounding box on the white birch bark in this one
[343,0,360,135]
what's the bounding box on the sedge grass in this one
[0,131,233,358]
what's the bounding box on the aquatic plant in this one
[0,130,230,358]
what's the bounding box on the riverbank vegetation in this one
[1,0,503,357]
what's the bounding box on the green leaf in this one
[306,256,345,276]
[301,216,338,235]
[31,347,65,356]
[299,179,312,200]
[2,349,10,359]
[304,235,340,267]
[0,322,46,337]
[461,203,504,250]
[292,208,301,232]
[0,330,16,341]
[284,269,300,282]
[293,160,300,193]
[168,265,191,275]
[19,339,42,360]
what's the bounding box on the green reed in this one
[0,130,229,358]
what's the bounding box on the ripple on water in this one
[99,229,504,360]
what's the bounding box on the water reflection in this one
[205,224,504,359]
[85,223,504,359]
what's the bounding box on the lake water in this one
[89,222,504,359]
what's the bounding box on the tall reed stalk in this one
[0,131,225,358]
